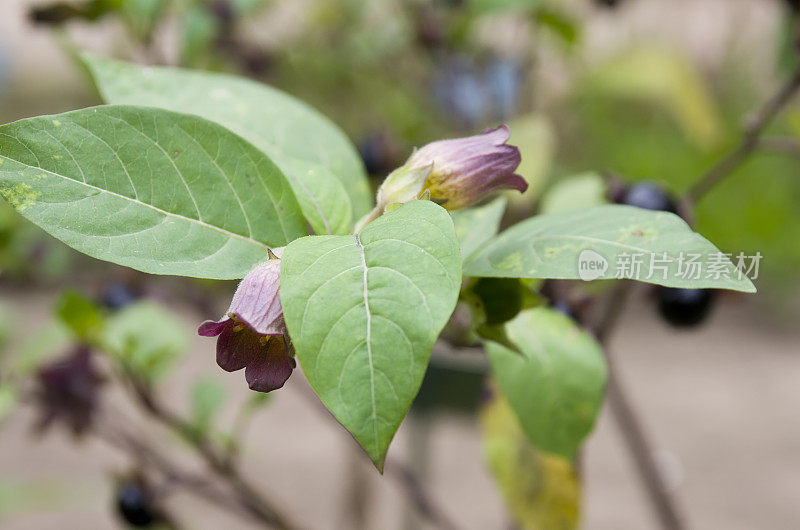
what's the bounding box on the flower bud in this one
[365,125,526,225]
[198,252,295,392]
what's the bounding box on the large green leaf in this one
[0,105,304,279]
[83,54,371,234]
[485,307,606,458]
[464,205,756,292]
[281,201,461,470]
[540,172,607,214]
[451,196,506,261]
[480,391,580,530]
[54,290,104,344]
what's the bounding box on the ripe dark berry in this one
[99,282,140,310]
[595,0,623,7]
[116,482,157,527]
[657,287,714,328]
[358,133,395,176]
[620,182,677,213]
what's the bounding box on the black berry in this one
[620,182,677,213]
[99,282,140,310]
[657,287,714,328]
[358,133,395,176]
[116,482,157,527]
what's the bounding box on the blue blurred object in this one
[99,282,141,310]
[486,57,521,120]
[434,55,489,129]
[620,181,677,213]
[116,481,157,527]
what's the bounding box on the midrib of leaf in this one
[0,153,272,252]
[355,233,379,454]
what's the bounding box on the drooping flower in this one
[198,253,295,393]
[357,125,526,230]
[34,346,104,437]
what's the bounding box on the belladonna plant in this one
[200,127,528,393]
[0,53,759,529]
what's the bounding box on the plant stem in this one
[593,67,800,530]
[604,362,685,530]
[687,68,800,203]
[122,371,303,530]
[386,455,462,530]
[591,282,686,530]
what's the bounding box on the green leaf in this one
[120,0,167,41]
[464,205,756,292]
[83,54,371,234]
[102,301,188,382]
[468,0,544,14]
[180,5,219,66]
[190,378,226,434]
[12,322,70,376]
[0,304,11,355]
[470,277,524,326]
[0,105,305,279]
[480,391,580,530]
[281,201,461,470]
[0,386,18,425]
[540,172,607,214]
[485,307,607,458]
[507,113,555,206]
[54,290,104,343]
[537,7,580,48]
[451,197,507,261]
[584,47,722,148]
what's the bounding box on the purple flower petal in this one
[225,260,283,335]
[215,322,258,372]
[244,338,295,393]
[199,256,294,393]
[198,319,228,337]
[373,124,526,213]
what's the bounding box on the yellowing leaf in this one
[480,390,580,530]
